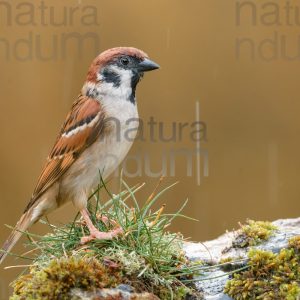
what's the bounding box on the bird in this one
[0,47,159,265]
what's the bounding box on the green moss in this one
[10,255,197,300]
[224,236,300,300]
[232,220,277,248]
[288,236,300,252]
[219,257,233,264]
[10,256,121,300]
[218,257,236,272]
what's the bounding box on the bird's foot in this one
[80,227,123,244]
[79,208,123,244]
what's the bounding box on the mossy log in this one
[185,218,300,300]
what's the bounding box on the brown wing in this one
[24,94,105,212]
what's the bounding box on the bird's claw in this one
[96,214,118,227]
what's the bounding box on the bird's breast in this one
[60,99,139,199]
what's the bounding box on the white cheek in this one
[117,67,133,87]
[97,66,134,100]
[98,82,132,100]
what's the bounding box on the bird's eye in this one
[120,57,130,66]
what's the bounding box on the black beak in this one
[138,58,160,72]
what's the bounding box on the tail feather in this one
[0,210,34,265]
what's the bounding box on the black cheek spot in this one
[101,69,121,87]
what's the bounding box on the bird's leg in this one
[80,208,123,244]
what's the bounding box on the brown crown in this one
[86,47,149,83]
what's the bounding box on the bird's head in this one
[82,47,159,103]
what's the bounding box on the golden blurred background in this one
[1,0,300,297]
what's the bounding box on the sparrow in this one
[0,47,159,264]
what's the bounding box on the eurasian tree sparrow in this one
[0,47,159,264]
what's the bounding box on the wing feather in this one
[24,95,105,212]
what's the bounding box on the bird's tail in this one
[0,209,34,265]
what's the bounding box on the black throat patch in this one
[129,71,142,104]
